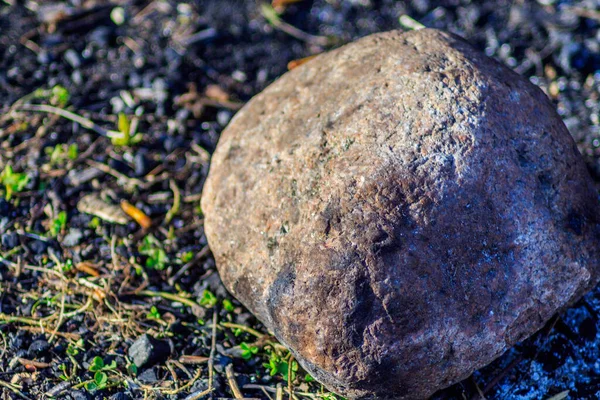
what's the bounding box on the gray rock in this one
[201,29,600,399]
[62,229,83,247]
[128,334,171,369]
[137,367,159,383]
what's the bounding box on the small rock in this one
[1,232,19,249]
[137,367,159,383]
[202,29,600,399]
[62,229,83,247]
[28,339,50,356]
[128,334,171,368]
[66,167,103,186]
[109,393,130,400]
[66,390,89,400]
[133,151,150,177]
[0,199,11,216]
[217,110,232,127]
[28,240,47,255]
[64,49,81,68]
[213,354,232,374]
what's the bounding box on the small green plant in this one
[85,356,117,391]
[50,85,70,107]
[0,165,29,200]
[45,143,78,166]
[180,251,194,263]
[88,217,101,229]
[66,339,84,357]
[89,356,117,373]
[263,351,298,381]
[50,211,67,236]
[240,342,259,360]
[126,361,137,376]
[109,112,142,147]
[58,363,74,381]
[146,305,161,320]
[85,371,109,391]
[199,289,218,308]
[62,259,74,273]
[139,235,167,270]
[222,299,235,312]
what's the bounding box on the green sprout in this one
[50,85,70,107]
[146,305,161,320]
[45,143,78,166]
[199,289,218,308]
[263,350,298,381]
[222,299,235,312]
[89,356,117,373]
[62,259,74,273]
[126,361,137,376]
[85,356,117,391]
[88,217,101,229]
[50,211,67,236]
[240,342,259,360]
[109,112,142,147]
[0,165,29,200]
[85,371,108,391]
[66,339,84,357]
[180,251,194,263]
[139,235,167,270]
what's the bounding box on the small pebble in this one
[0,199,10,217]
[110,393,130,400]
[137,367,159,383]
[133,151,150,177]
[128,334,171,368]
[62,229,83,247]
[1,232,19,249]
[67,390,89,400]
[28,240,48,255]
[28,339,50,356]
[217,110,232,126]
[64,49,81,68]
[213,354,233,374]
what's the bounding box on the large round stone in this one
[201,29,600,399]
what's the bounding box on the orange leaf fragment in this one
[272,0,304,8]
[205,84,230,102]
[287,54,318,71]
[120,200,152,229]
[75,261,100,277]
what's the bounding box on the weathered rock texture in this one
[201,29,600,399]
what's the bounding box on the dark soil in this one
[0,1,599,399]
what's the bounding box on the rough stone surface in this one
[201,29,600,399]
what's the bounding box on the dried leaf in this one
[120,200,152,229]
[75,261,100,277]
[287,54,318,70]
[18,358,52,369]
[272,0,304,8]
[179,355,210,364]
[205,84,230,102]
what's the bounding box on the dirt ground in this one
[1,1,600,399]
